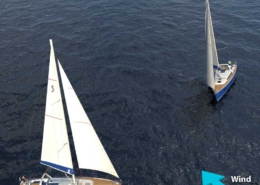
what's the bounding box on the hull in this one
[29,177,121,185]
[214,64,237,101]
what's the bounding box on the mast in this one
[206,0,215,89]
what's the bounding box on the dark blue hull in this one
[215,71,237,101]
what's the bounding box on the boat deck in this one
[29,177,121,185]
[78,177,121,185]
[214,64,237,93]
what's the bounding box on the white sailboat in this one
[29,40,121,185]
[205,0,237,101]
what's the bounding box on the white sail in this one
[58,61,119,178]
[208,0,219,68]
[41,40,74,175]
[206,0,215,89]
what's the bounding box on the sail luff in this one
[40,40,74,175]
[206,0,215,89]
[58,61,119,178]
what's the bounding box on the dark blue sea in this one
[0,0,259,184]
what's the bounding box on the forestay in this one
[58,61,119,178]
[41,40,74,175]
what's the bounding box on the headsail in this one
[41,40,74,175]
[206,0,216,89]
[58,61,119,178]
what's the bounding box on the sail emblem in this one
[51,85,55,92]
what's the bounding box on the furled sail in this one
[58,61,119,178]
[41,40,74,175]
[206,0,216,89]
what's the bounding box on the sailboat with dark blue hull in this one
[205,0,237,101]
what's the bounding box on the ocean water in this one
[0,0,259,184]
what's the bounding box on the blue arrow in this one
[201,170,225,185]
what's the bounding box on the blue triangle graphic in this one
[201,170,225,185]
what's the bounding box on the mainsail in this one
[40,40,74,175]
[206,0,219,89]
[58,61,119,178]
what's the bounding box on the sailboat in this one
[205,0,237,101]
[29,40,121,185]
